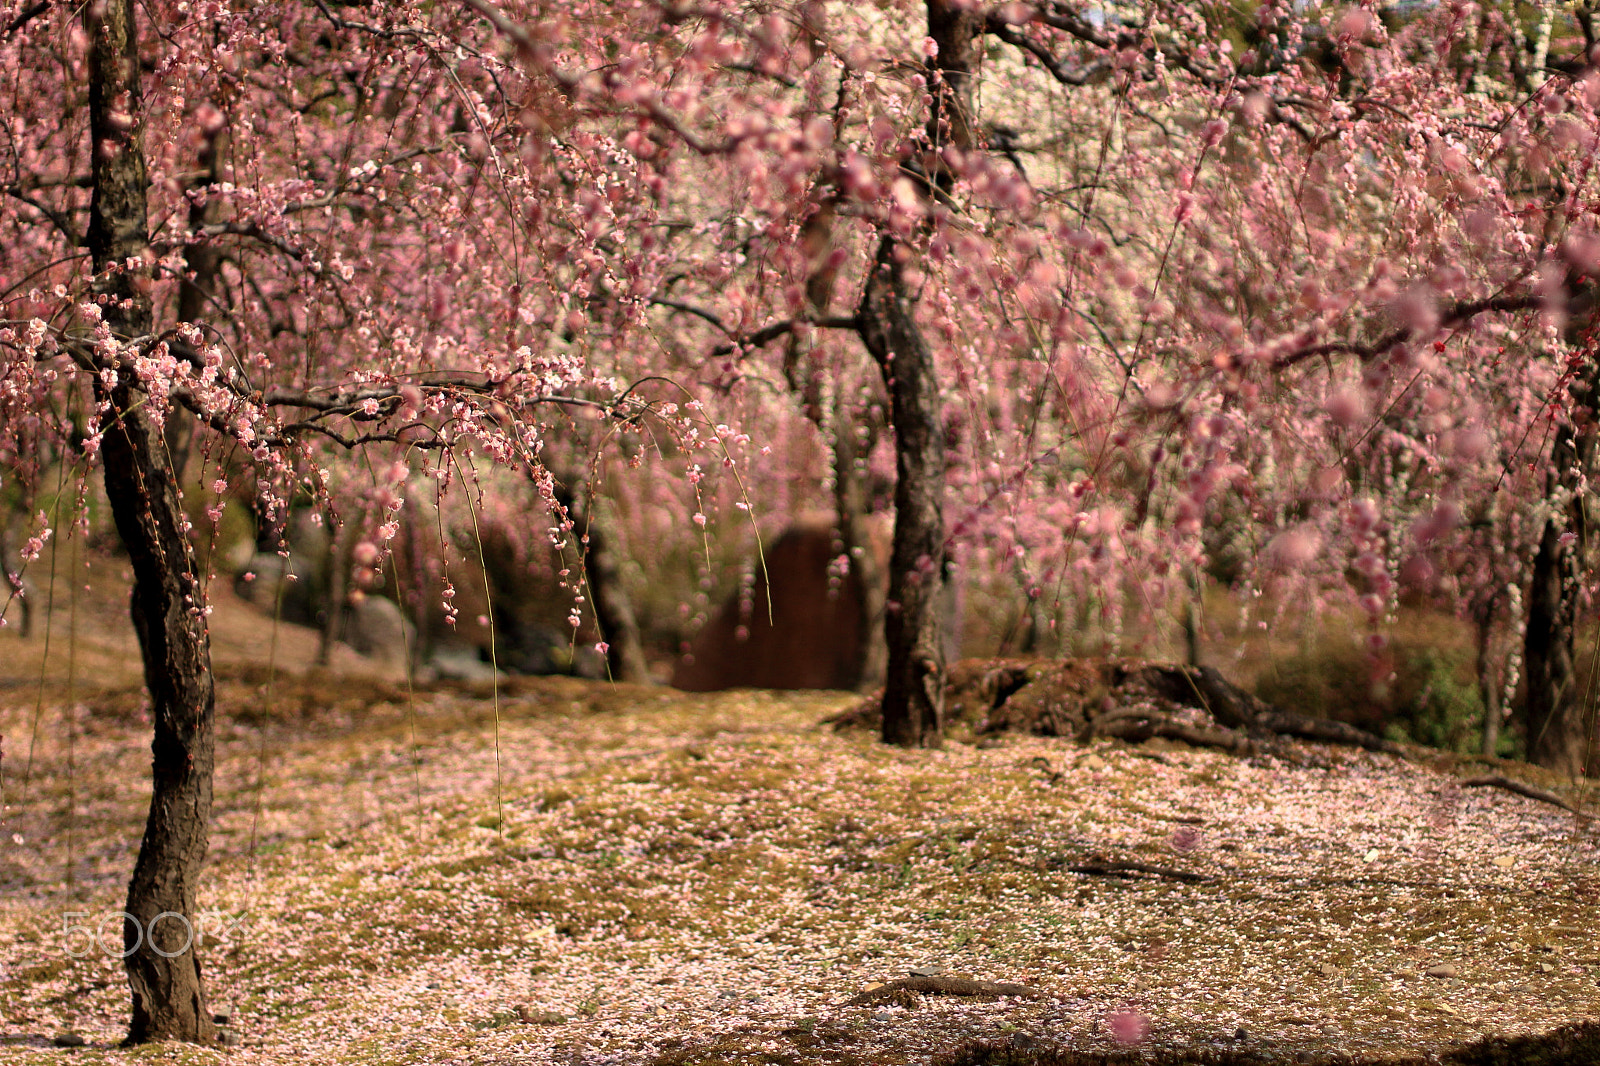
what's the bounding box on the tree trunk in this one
[847,0,980,746]
[317,519,349,667]
[833,402,887,689]
[86,0,218,1043]
[556,476,650,683]
[1522,369,1598,778]
[858,239,946,747]
[1523,504,1595,777]
[0,524,33,637]
[1472,588,1504,758]
[924,0,980,155]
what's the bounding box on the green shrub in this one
[1384,648,1484,753]
[1255,639,1491,755]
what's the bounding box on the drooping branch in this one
[462,0,736,156]
[710,315,862,357]
[649,297,861,357]
[1,182,80,242]
[196,221,337,277]
[308,0,428,41]
[983,7,1353,144]
[161,374,657,455]
[1036,2,1115,49]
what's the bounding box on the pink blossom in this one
[1394,283,1440,336]
[1107,1010,1149,1044]
[1411,503,1460,544]
[1327,389,1368,429]
[1339,9,1374,38]
[1266,527,1322,570]
[1347,499,1380,535]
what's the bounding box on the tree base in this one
[830,657,1401,757]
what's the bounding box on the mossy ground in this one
[2,576,1598,1065]
[3,665,1598,1065]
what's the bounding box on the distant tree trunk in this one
[787,194,887,691]
[555,476,650,683]
[86,0,217,1043]
[169,124,228,487]
[1184,591,1203,668]
[1522,366,1599,777]
[1472,587,1505,758]
[858,238,946,747]
[318,519,349,667]
[833,407,887,689]
[399,497,438,671]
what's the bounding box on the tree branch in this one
[986,21,1106,86]
[2,183,80,244]
[1,0,48,42]
[1272,292,1543,371]
[710,315,862,358]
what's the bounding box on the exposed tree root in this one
[1058,860,1209,884]
[1089,706,1256,755]
[846,976,1043,1008]
[832,657,1403,759]
[1459,774,1594,822]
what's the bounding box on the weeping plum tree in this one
[82,0,217,1040]
[1,0,754,1041]
[8,0,1600,1043]
[570,0,1600,762]
[568,0,1600,762]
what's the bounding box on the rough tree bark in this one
[858,238,947,747]
[1522,364,1598,777]
[86,0,218,1043]
[849,0,980,747]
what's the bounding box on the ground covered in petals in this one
[2,599,1599,1065]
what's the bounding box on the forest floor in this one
[1,566,1599,1065]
